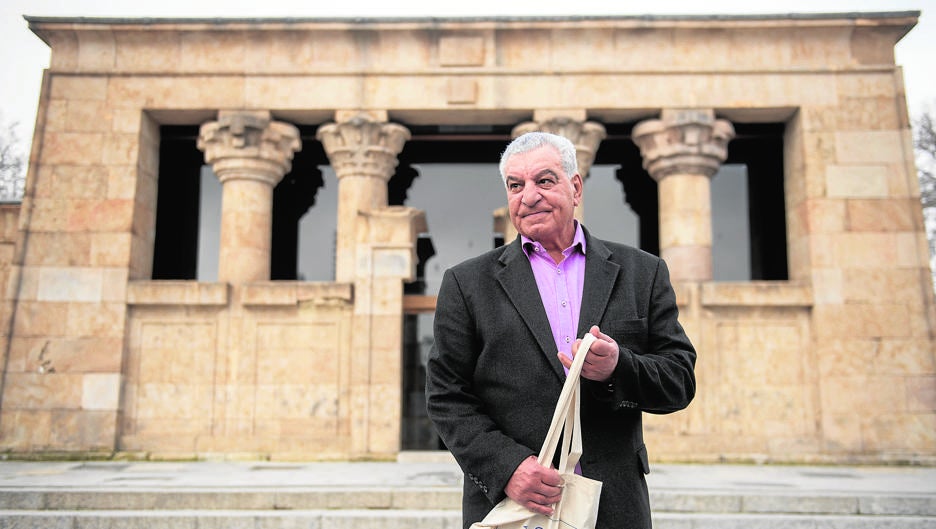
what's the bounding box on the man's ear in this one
[571,173,584,205]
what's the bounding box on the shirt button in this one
[561,300,567,307]
[565,337,571,343]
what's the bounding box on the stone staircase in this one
[0,460,934,528]
[3,485,935,528]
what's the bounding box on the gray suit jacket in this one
[425,227,696,529]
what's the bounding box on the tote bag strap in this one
[558,380,584,474]
[537,333,597,469]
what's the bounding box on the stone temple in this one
[0,11,933,464]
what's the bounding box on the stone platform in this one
[0,455,934,528]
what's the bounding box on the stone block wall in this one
[0,68,141,452]
[121,281,357,458]
[0,12,931,462]
[782,68,936,460]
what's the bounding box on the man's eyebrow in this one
[505,168,561,183]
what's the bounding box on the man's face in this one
[504,145,582,251]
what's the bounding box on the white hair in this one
[499,132,578,186]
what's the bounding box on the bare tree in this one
[913,105,936,286]
[916,112,936,203]
[0,115,26,202]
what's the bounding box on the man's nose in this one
[521,185,541,206]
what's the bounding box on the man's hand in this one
[504,455,563,516]
[559,325,619,382]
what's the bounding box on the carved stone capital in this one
[197,110,301,186]
[316,113,411,181]
[632,109,735,181]
[512,117,607,177]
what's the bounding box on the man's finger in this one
[531,490,562,504]
[558,351,573,369]
[526,501,555,516]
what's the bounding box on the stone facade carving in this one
[197,110,301,283]
[632,109,735,180]
[633,109,736,281]
[316,113,411,282]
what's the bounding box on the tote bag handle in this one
[536,333,597,472]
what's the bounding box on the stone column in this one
[632,109,734,282]
[316,112,410,282]
[197,110,301,284]
[511,111,606,224]
[352,206,426,457]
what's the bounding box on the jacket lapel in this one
[496,239,567,380]
[578,230,620,337]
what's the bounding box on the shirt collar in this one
[521,221,587,258]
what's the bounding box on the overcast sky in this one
[0,0,933,151]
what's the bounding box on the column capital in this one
[632,109,735,181]
[197,110,301,186]
[512,116,607,177]
[316,113,411,181]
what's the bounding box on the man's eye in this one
[539,179,555,187]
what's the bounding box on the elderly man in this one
[426,131,696,529]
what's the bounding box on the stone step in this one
[0,487,462,511]
[653,512,936,529]
[0,509,463,529]
[651,490,936,516]
[0,510,934,529]
[2,461,934,528]
[2,487,935,517]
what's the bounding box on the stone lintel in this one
[127,281,229,306]
[532,109,587,122]
[240,281,353,307]
[700,281,815,307]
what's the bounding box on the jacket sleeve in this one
[585,257,697,414]
[425,268,534,505]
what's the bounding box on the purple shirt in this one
[521,222,587,372]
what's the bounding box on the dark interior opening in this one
[153,125,201,280]
[594,123,660,256]
[271,126,330,280]
[153,124,331,281]
[725,122,788,281]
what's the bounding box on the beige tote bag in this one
[470,333,603,529]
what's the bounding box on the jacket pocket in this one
[608,317,647,334]
[606,318,648,355]
[637,444,650,475]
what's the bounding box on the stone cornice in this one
[28,13,916,79]
[24,11,921,30]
